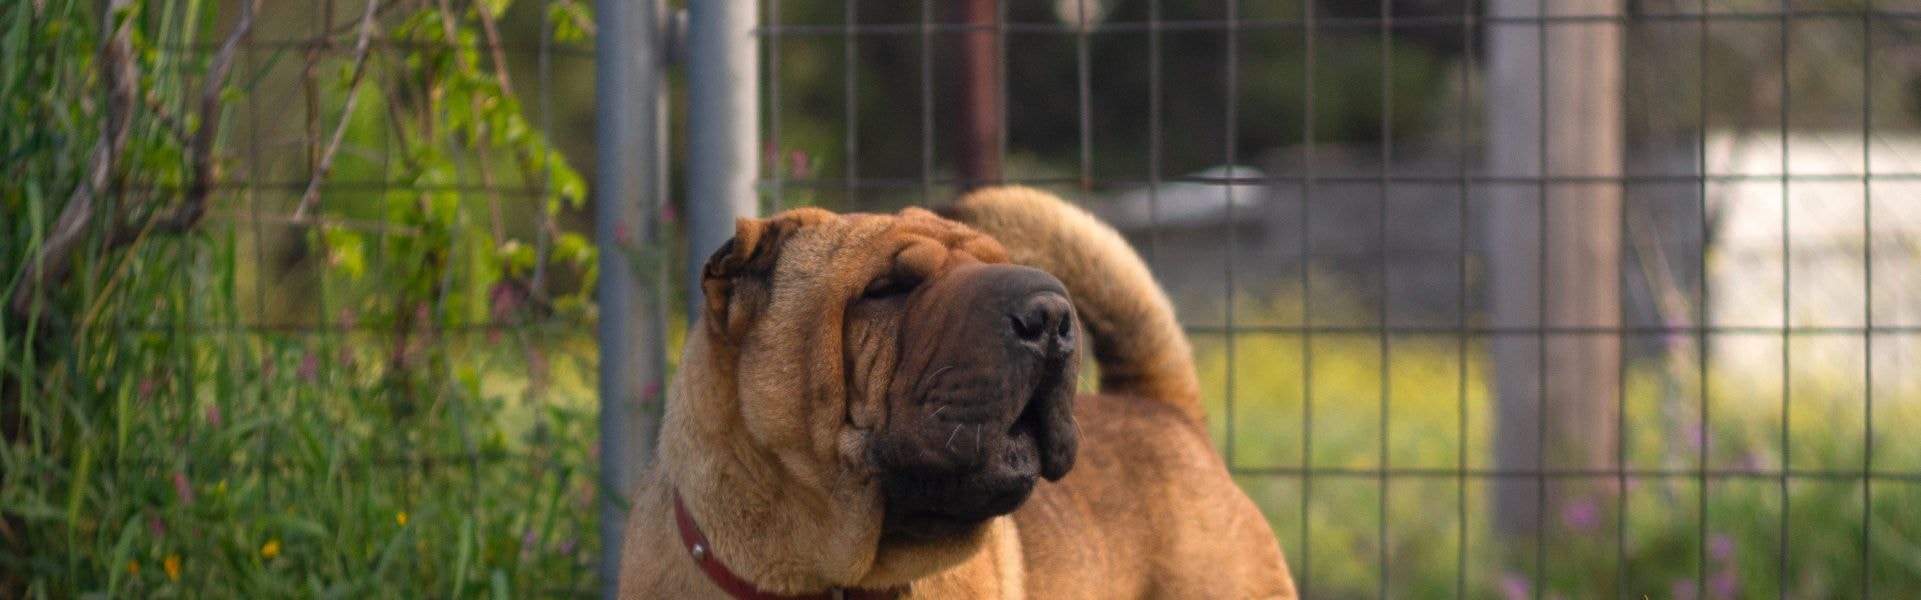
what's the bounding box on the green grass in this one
[1194,304,1921,599]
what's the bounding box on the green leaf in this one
[548,161,585,210]
[477,0,514,18]
[497,240,536,273]
[551,233,592,267]
[488,569,510,600]
[452,516,474,598]
[322,227,366,279]
[549,2,590,44]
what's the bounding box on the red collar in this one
[672,490,901,600]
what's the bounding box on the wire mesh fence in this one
[8,0,1920,597]
[752,0,1921,598]
[4,0,604,595]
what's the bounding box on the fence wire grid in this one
[748,0,1921,598]
[7,0,1921,597]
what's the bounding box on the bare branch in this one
[292,0,382,221]
[8,0,264,315]
[557,0,596,37]
[9,0,138,315]
[165,0,262,232]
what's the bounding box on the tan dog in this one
[620,187,1294,598]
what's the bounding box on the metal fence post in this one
[685,0,761,319]
[595,0,667,595]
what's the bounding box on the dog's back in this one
[945,187,1296,598]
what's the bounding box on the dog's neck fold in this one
[652,331,888,595]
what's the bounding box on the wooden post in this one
[953,0,1001,186]
[1484,0,1625,537]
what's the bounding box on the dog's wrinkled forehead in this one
[880,208,1006,264]
[791,207,1009,275]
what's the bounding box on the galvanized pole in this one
[685,0,761,319]
[595,0,666,595]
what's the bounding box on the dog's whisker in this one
[915,365,957,400]
[945,423,963,450]
[930,365,955,379]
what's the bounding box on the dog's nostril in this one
[1011,315,1040,340]
[1010,294,1071,342]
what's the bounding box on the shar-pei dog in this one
[620,186,1295,598]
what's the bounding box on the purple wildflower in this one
[1709,570,1739,599]
[1670,578,1698,600]
[205,405,223,428]
[1561,498,1601,533]
[790,150,813,179]
[1709,533,1735,563]
[557,538,578,555]
[1499,573,1530,600]
[490,282,522,324]
[172,471,193,504]
[148,513,166,537]
[298,350,318,382]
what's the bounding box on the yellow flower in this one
[163,554,180,580]
[261,539,281,559]
[126,560,140,575]
[395,511,409,526]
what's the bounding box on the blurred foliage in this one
[2,0,600,596]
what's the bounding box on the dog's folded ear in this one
[700,208,830,339]
[701,218,775,280]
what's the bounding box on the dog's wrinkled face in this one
[700,207,1080,546]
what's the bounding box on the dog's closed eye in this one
[861,275,920,300]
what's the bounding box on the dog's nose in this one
[1010,293,1073,343]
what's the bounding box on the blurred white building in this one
[1706,130,1921,399]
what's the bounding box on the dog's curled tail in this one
[943,186,1203,422]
